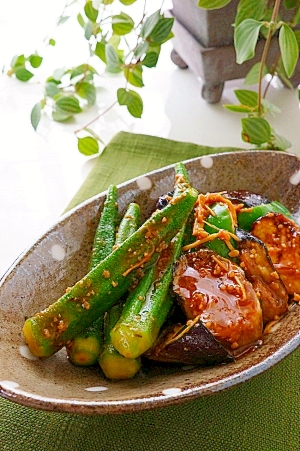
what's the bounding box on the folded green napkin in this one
[1,132,299,451]
[66,131,242,211]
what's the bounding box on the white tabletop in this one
[1,0,300,277]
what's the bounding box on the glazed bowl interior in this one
[0,150,300,415]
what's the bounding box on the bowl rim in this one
[1,149,300,415]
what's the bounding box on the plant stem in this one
[258,0,282,114]
[74,100,118,135]
[263,51,281,98]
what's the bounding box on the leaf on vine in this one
[235,0,265,26]
[45,82,60,98]
[77,136,99,155]
[234,19,262,64]
[241,117,271,145]
[284,0,297,9]
[84,21,93,40]
[244,62,268,85]
[15,67,34,81]
[11,54,26,68]
[141,10,161,39]
[58,16,70,26]
[272,132,291,151]
[105,44,121,72]
[84,1,98,22]
[234,89,258,107]
[112,12,134,35]
[29,54,43,69]
[119,0,137,5]
[261,98,281,116]
[52,107,73,122]
[53,68,66,81]
[198,0,232,10]
[95,41,106,63]
[109,34,121,49]
[276,57,294,88]
[30,102,42,131]
[293,6,300,25]
[48,38,56,46]
[293,30,300,50]
[76,82,96,105]
[45,75,60,86]
[223,104,256,113]
[56,96,82,113]
[117,87,143,118]
[77,13,85,28]
[134,42,149,60]
[123,64,144,87]
[279,24,299,78]
[142,45,161,68]
[148,17,174,43]
[70,64,98,79]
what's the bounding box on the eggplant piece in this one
[156,191,174,210]
[146,316,233,366]
[222,190,270,207]
[251,213,300,295]
[236,228,289,324]
[173,249,263,350]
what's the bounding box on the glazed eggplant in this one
[156,191,174,210]
[223,190,270,207]
[172,249,263,350]
[146,316,233,366]
[236,228,289,323]
[251,212,300,295]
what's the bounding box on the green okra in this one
[90,185,119,269]
[110,163,191,359]
[67,185,119,366]
[110,226,186,359]
[66,316,104,366]
[98,202,141,377]
[99,304,141,380]
[115,203,140,247]
[22,163,198,358]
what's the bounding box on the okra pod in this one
[67,185,119,366]
[22,163,198,358]
[115,203,141,247]
[99,304,141,379]
[90,185,119,269]
[110,163,191,359]
[66,316,104,366]
[110,226,186,359]
[99,202,141,377]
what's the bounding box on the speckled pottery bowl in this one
[1,151,300,415]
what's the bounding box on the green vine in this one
[5,0,300,153]
[199,0,300,151]
[6,0,173,156]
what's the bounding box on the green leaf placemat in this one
[1,132,299,451]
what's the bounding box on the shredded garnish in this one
[122,244,155,277]
[163,315,202,347]
[193,192,238,238]
[234,275,247,304]
[212,254,229,272]
[182,233,220,251]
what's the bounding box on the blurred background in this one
[1,0,300,277]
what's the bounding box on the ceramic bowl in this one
[0,150,300,415]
